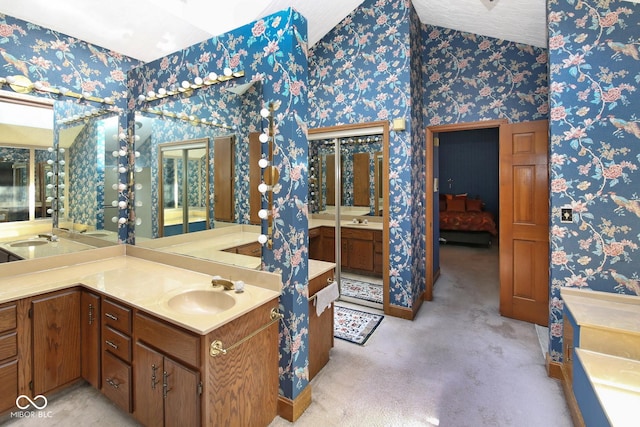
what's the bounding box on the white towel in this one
[314,280,339,316]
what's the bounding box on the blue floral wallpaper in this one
[127,9,311,400]
[1,13,138,239]
[308,0,417,308]
[547,0,640,362]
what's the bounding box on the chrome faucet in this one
[211,277,235,291]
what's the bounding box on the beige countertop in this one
[561,288,640,336]
[575,349,640,427]
[0,235,97,259]
[0,245,281,335]
[309,217,384,231]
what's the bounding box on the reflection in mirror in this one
[57,112,119,239]
[310,135,383,216]
[134,79,263,239]
[159,139,209,236]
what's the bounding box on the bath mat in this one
[340,278,383,304]
[334,306,384,345]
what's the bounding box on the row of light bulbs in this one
[44,147,66,215]
[141,107,236,130]
[0,75,115,104]
[137,69,244,102]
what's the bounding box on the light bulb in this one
[47,184,54,189]
[258,158,269,168]
[59,148,65,154]
[112,150,119,157]
[135,200,143,207]
[157,88,167,96]
[58,183,65,189]
[112,184,118,190]
[194,76,203,85]
[118,183,127,191]
[135,183,143,190]
[47,147,54,153]
[118,217,127,225]
[207,72,218,81]
[135,218,142,225]
[147,90,155,98]
[138,94,146,102]
[119,132,127,140]
[111,216,118,223]
[59,208,64,213]
[134,135,140,141]
[258,183,270,194]
[181,80,190,89]
[118,201,127,209]
[112,200,118,207]
[46,197,53,202]
[118,149,127,157]
[118,166,127,173]
[104,97,112,104]
[260,108,270,118]
[47,171,54,177]
[47,208,53,214]
[258,209,269,219]
[47,159,54,165]
[259,133,269,143]
[59,160,65,165]
[59,172,65,177]
[224,67,232,77]
[59,196,65,201]
[258,234,268,245]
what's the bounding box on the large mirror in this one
[133,79,263,239]
[310,135,384,217]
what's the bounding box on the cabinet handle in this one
[151,364,159,390]
[163,371,171,398]
[88,303,94,325]
[105,340,119,350]
[327,277,334,284]
[105,313,118,321]
[567,345,573,362]
[106,378,120,389]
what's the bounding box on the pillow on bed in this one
[466,199,483,212]
[447,198,466,212]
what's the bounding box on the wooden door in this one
[81,291,101,388]
[133,342,164,427]
[32,290,81,395]
[353,152,370,207]
[249,132,262,224]
[325,154,336,207]
[499,120,549,325]
[164,357,200,427]
[214,136,235,222]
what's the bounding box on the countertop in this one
[0,245,281,335]
[561,287,640,425]
[0,235,97,259]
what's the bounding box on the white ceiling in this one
[0,0,547,63]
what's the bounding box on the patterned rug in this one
[340,278,384,304]
[334,306,384,345]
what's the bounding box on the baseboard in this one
[386,291,424,320]
[277,384,312,422]
[546,354,563,380]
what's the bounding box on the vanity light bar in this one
[139,69,245,103]
[0,75,115,105]
[140,107,235,130]
[57,108,119,126]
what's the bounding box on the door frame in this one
[425,119,507,301]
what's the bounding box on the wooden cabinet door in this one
[164,357,200,427]
[81,291,101,388]
[0,359,18,413]
[133,342,164,427]
[347,238,375,272]
[32,290,81,395]
[214,135,235,222]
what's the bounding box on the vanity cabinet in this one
[0,302,18,413]
[101,298,133,413]
[308,269,335,380]
[81,290,101,388]
[224,241,262,257]
[133,312,201,427]
[310,226,382,277]
[31,289,81,395]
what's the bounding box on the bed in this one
[438,194,497,247]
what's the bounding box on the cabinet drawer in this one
[103,326,132,363]
[102,351,131,413]
[102,299,131,335]
[0,304,17,333]
[308,227,321,238]
[135,312,199,368]
[342,228,373,240]
[0,331,17,361]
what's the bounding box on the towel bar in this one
[209,307,283,357]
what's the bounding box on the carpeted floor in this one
[3,244,571,427]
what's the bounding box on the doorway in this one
[426,120,550,325]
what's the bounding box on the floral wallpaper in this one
[547,0,640,362]
[308,0,417,308]
[127,9,311,401]
[1,13,138,240]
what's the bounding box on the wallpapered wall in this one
[547,0,640,362]
[1,13,138,239]
[127,9,311,400]
[308,0,418,308]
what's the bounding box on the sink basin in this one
[9,239,49,247]
[166,290,236,315]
